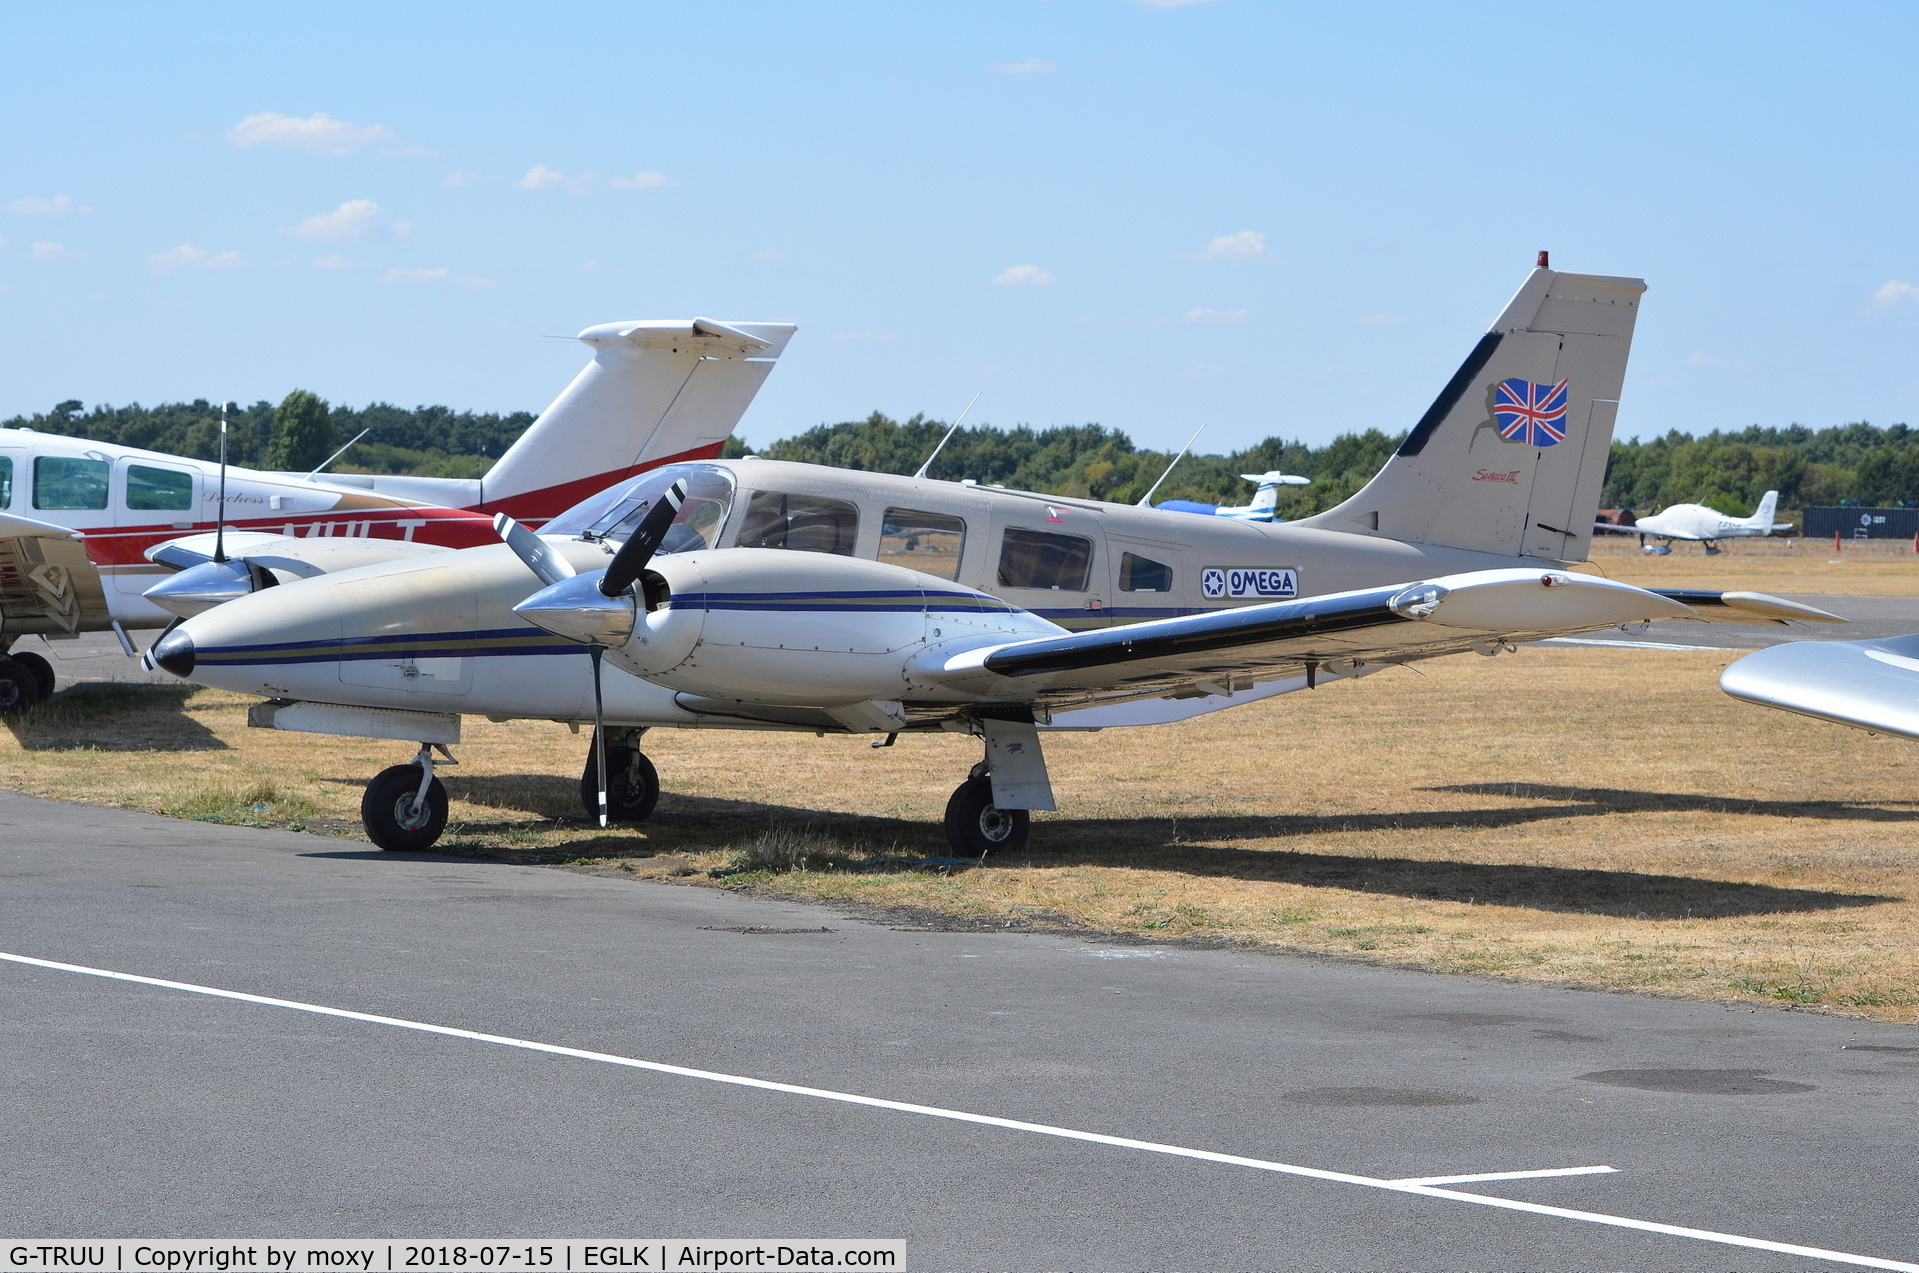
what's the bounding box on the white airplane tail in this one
[1747,490,1782,530]
[480,318,796,521]
[1238,471,1308,519]
[1295,262,1645,561]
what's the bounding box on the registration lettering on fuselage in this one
[1202,567,1298,600]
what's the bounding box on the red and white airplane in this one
[0,317,793,707]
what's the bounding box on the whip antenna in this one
[213,403,230,564]
[1136,424,1206,507]
[303,427,370,480]
[911,391,982,481]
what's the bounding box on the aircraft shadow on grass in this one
[5,683,227,752]
[332,774,1901,919]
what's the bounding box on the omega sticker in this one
[1202,567,1298,600]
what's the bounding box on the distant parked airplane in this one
[1158,471,1311,522]
[1596,490,1793,554]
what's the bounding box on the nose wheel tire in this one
[0,660,42,714]
[579,744,660,823]
[943,775,1029,856]
[9,652,55,701]
[362,764,448,851]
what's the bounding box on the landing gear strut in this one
[361,743,454,851]
[941,715,1055,856]
[579,728,660,823]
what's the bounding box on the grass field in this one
[1581,534,1919,595]
[7,606,1919,1023]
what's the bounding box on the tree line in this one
[6,394,1915,517]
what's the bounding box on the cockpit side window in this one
[735,491,860,555]
[998,527,1093,591]
[878,508,965,580]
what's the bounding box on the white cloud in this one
[752,247,786,261]
[994,263,1055,286]
[576,258,611,273]
[1192,230,1267,261]
[988,58,1058,74]
[381,266,496,288]
[441,169,484,188]
[149,243,242,273]
[515,164,589,194]
[311,254,353,270]
[1870,280,1919,309]
[6,194,92,217]
[29,241,77,260]
[607,170,674,189]
[0,234,9,249]
[285,199,408,241]
[1182,307,1247,323]
[226,111,398,156]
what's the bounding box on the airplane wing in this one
[918,569,1699,714]
[1644,590,1845,625]
[0,512,112,636]
[1722,634,1919,740]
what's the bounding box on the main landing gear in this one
[361,743,454,851]
[940,715,1056,857]
[0,646,56,713]
[579,727,660,823]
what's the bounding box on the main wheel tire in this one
[10,652,55,701]
[579,744,661,823]
[0,661,41,715]
[943,775,1030,856]
[361,764,448,851]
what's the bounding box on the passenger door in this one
[113,458,201,594]
[989,503,1109,630]
[1106,536,1188,626]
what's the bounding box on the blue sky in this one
[3,1,1915,453]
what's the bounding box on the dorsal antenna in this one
[304,427,371,480]
[1136,424,1206,507]
[911,391,982,481]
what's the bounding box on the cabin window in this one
[34,456,108,511]
[878,508,966,580]
[1119,551,1173,592]
[998,527,1093,591]
[0,457,12,509]
[735,491,860,555]
[126,464,194,512]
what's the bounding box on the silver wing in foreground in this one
[1722,635,1919,739]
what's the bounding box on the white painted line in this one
[1392,1166,1618,1186]
[1539,637,1729,651]
[5,949,1915,1273]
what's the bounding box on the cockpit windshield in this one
[540,463,735,554]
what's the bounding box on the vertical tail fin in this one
[480,318,796,521]
[1750,490,1780,529]
[1295,266,1645,561]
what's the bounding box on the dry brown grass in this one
[6,637,1919,1024]
[1580,535,1919,595]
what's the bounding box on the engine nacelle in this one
[603,548,1054,706]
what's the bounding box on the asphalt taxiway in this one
[3,793,1916,1271]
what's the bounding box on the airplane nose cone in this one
[143,559,257,619]
[148,626,195,677]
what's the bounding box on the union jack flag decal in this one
[1493,378,1570,447]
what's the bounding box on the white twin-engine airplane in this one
[147,262,1844,856]
[0,318,793,709]
[1597,490,1793,554]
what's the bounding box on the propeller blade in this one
[590,646,608,829]
[493,513,578,588]
[600,480,687,598]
